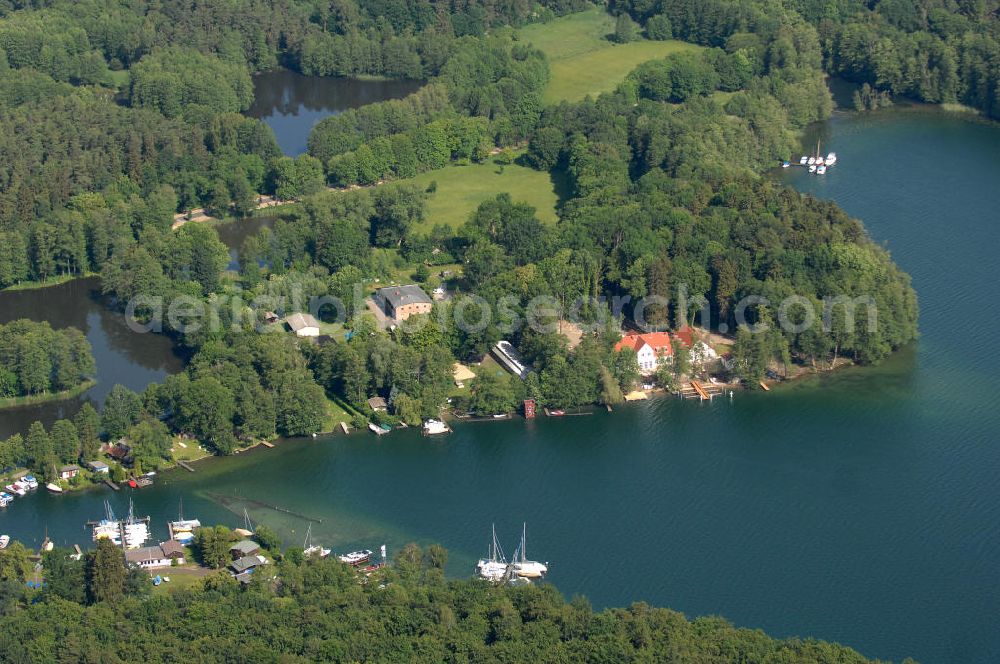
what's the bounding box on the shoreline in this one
[0,379,97,410]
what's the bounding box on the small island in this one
[0,319,95,409]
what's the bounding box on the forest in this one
[0,537,913,664]
[0,320,95,400]
[0,0,934,468]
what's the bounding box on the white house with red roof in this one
[615,332,674,375]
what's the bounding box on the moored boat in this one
[423,419,450,435]
[0,493,12,507]
[826,152,837,165]
[799,156,808,165]
[303,524,331,559]
[782,161,790,168]
[476,524,510,582]
[368,422,391,436]
[809,164,817,173]
[5,484,25,496]
[807,156,816,165]
[338,549,373,566]
[816,164,827,175]
[512,523,548,579]
[0,535,9,549]
[46,483,63,493]
[22,475,38,489]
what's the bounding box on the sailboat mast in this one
[521,523,527,563]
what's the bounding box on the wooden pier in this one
[103,478,119,491]
[259,440,275,448]
[177,460,195,472]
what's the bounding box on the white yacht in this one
[0,493,13,507]
[512,523,548,579]
[826,152,837,165]
[809,164,817,173]
[816,165,827,175]
[476,525,510,582]
[303,524,331,559]
[338,549,373,566]
[22,475,38,489]
[799,156,808,165]
[423,419,450,435]
[0,535,9,549]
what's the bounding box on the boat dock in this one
[681,381,726,401]
[177,460,196,472]
[259,440,275,448]
[103,478,119,491]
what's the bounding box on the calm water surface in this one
[246,71,423,155]
[0,278,184,439]
[1,108,999,663]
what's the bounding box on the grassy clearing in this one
[518,8,702,104]
[405,159,559,231]
[0,380,96,410]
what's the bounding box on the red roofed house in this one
[615,332,674,375]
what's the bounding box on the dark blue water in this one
[246,71,423,155]
[2,108,998,663]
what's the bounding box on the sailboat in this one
[92,501,121,545]
[302,524,331,559]
[170,497,201,533]
[512,523,548,578]
[122,499,150,549]
[476,524,509,582]
[234,508,254,537]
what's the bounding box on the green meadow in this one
[518,8,702,104]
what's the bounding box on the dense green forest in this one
[0,538,913,663]
[0,0,932,465]
[612,0,1000,118]
[0,320,94,400]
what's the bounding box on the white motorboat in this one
[22,475,38,489]
[809,164,817,173]
[799,156,808,165]
[807,156,816,165]
[816,165,827,175]
[0,493,12,508]
[423,419,450,435]
[338,549,373,566]
[826,152,837,165]
[45,483,63,493]
[0,535,9,549]
[5,484,25,496]
[512,523,548,579]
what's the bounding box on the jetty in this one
[177,460,196,472]
[259,440,275,448]
[103,478,120,491]
[681,381,726,401]
[759,380,771,391]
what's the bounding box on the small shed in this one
[263,311,280,324]
[59,464,80,480]
[87,460,110,473]
[230,540,260,558]
[367,396,388,412]
[286,312,320,337]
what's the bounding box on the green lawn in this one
[405,159,560,231]
[518,8,702,104]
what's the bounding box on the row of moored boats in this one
[1,474,41,507]
[783,149,838,175]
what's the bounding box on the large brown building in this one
[375,284,433,322]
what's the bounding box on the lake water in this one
[1,107,999,663]
[246,70,424,155]
[0,278,186,439]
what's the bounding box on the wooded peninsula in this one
[0,0,988,655]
